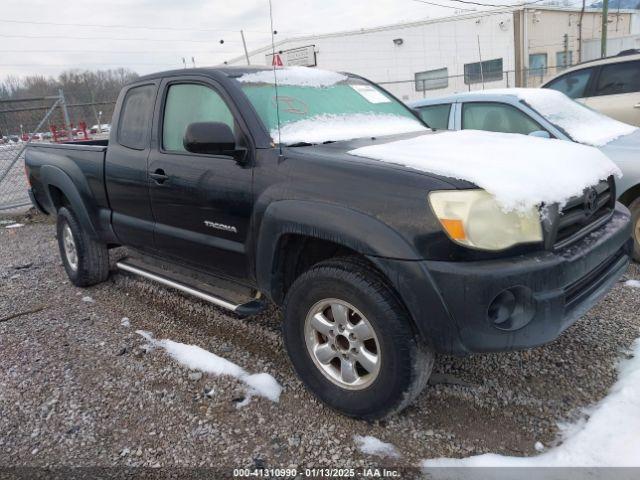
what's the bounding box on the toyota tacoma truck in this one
[25,67,632,419]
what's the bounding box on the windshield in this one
[235,67,426,145]
[510,89,636,147]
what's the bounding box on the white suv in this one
[541,51,640,126]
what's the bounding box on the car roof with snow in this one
[409,90,527,108]
[134,66,274,83]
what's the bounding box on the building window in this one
[463,58,503,85]
[556,51,573,71]
[415,68,449,91]
[528,53,548,78]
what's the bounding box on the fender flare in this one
[40,165,99,239]
[254,200,456,347]
[255,201,423,294]
[256,200,455,338]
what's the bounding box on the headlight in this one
[428,190,543,250]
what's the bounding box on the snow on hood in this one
[479,88,638,147]
[348,130,621,212]
[236,66,348,87]
[422,337,640,468]
[274,113,427,145]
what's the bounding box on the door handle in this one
[634,103,640,109]
[149,168,169,184]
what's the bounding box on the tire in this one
[630,197,640,262]
[282,256,434,419]
[56,206,109,287]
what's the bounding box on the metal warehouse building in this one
[225,6,640,102]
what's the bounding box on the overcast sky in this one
[0,0,504,80]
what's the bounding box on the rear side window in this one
[593,61,640,96]
[416,104,451,129]
[462,102,545,135]
[162,83,235,152]
[544,68,593,99]
[117,84,156,150]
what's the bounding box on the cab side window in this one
[416,104,451,129]
[462,102,545,136]
[544,68,593,99]
[162,83,235,153]
[593,61,640,96]
[118,84,156,150]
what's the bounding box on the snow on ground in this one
[236,66,347,88]
[353,435,401,459]
[480,88,637,147]
[422,337,640,468]
[275,113,426,145]
[120,317,131,327]
[136,330,282,403]
[81,296,94,303]
[4,223,24,229]
[625,280,640,288]
[349,130,620,213]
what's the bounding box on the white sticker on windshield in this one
[350,84,391,104]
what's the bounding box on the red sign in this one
[271,53,283,67]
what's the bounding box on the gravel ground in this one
[1,211,639,474]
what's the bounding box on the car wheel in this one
[56,206,109,287]
[282,256,434,419]
[630,197,640,262]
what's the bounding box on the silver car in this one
[410,88,640,259]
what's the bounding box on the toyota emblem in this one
[584,188,598,216]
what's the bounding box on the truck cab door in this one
[106,81,158,251]
[147,78,254,281]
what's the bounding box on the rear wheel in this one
[630,197,640,262]
[282,257,434,419]
[56,206,109,287]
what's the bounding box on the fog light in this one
[487,286,535,331]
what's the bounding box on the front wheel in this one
[282,257,434,419]
[56,206,110,287]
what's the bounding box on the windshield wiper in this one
[287,142,313,147]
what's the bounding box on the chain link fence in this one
[0,93,115,211]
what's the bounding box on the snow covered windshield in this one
[236,67,426,145]
[483,89,637,147]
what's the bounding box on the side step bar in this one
[116,261,265,317]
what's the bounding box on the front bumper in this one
[423,203,632,354]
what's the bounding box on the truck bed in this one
[25,140,110,217]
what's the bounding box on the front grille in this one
[564,247,626,311]
[554,178,615,247]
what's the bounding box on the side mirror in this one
[528,130,551,139]
[183,122,236,155]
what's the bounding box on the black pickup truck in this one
[25,67,632,419]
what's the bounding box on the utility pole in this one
[563,33,569,68]
[240,30,251,65]
[477,35,485,89]
[601,0,609,58]
[578,0,586,63]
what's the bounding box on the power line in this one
[412,0,478,10]
[0,33,243,44]
[0,50,231,55]
[414,0,548,8]
[0,18,271,35]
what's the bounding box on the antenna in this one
[268,0,283,156]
